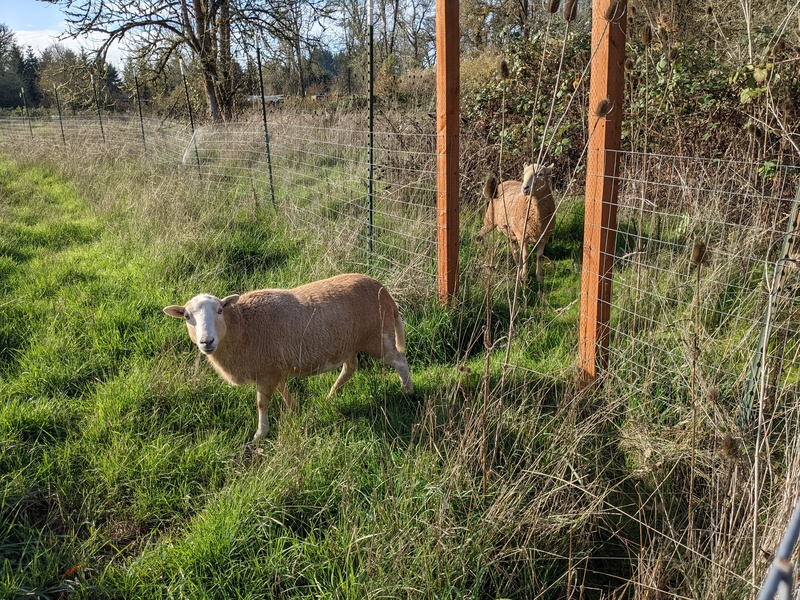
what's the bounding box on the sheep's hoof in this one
[248,433,266,448]
[241,438,266,458]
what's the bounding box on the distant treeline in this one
[2,0,798,168]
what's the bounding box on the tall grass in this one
[0,122,797,599]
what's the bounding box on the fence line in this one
[3,112,800,594]
[1,114,798,405]
[598,151,800,413]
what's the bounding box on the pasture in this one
[0,109,798,598]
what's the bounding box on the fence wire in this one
[1,114,798,408]
[0,113,438,297]
[596,150,800,417]
[4,112,800,596]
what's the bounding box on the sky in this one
[3,0,126,66]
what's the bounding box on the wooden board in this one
[436,0,460,302]
[579,0,628,380]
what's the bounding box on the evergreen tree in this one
[0,24,23,109]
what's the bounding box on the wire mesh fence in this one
[1,113,798,409]
[598,151,800,421]
[4,109,800,597]
[0,112,439,295]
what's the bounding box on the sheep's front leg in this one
[252,380,279,444]
[535,241,546,283]
[520,241,530,279]
[277,379,297,412]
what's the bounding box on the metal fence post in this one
[179,59,201,175]
[134,71,147,152]
[254,36,276,208]
[53,84,66,145]
[20,87,33,139]
[367,0,375,260]
[91,74,106,143]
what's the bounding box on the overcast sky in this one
[5,0,126,66]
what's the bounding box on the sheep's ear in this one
[220,295,240,309]
[164,305,186,319]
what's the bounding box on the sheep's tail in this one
[483,174,498,199]
[394,313,407,354]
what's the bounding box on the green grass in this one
[0,146,791,599]
[0,154,591,598]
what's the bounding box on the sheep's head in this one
[521,163,553,196]
[164,293,240,355]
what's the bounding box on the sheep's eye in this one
[184,312,190,320]
[217,307,224,314]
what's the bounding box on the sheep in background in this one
[164,273,414,444]
[478,163,556,283]
[477,173,522,251]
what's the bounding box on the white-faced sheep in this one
[478,163,556,283]
[164,273,414,444]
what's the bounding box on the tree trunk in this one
[203,67,222,122]
[294,35,306,97]
[191,0,224,122]
[217,0,234,120]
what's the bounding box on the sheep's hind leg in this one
[327,355,358,399]
[370,335,413,394]
[384,351,413,393]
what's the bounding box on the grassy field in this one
[0,143,793,599]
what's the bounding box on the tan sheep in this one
[478,163,556,282]
[164,273,413,444]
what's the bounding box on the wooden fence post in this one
[436,0,459,303]
[578,0,627,381]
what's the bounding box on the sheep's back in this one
[485,180,523,234]
[229,274,398,377]
[495,180,523,200]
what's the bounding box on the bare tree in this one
[46,0,239,120]
[37,45,94,112]
[48,0,333,119]
[239,0,335,97]
[0,24,15,58]
[333,0,368,57]
[398,0,435,68]
[376,0,401,60]
[258,1,332,97]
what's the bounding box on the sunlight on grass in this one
[0,140,792,599]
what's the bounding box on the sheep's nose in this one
[200,337,215,350]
